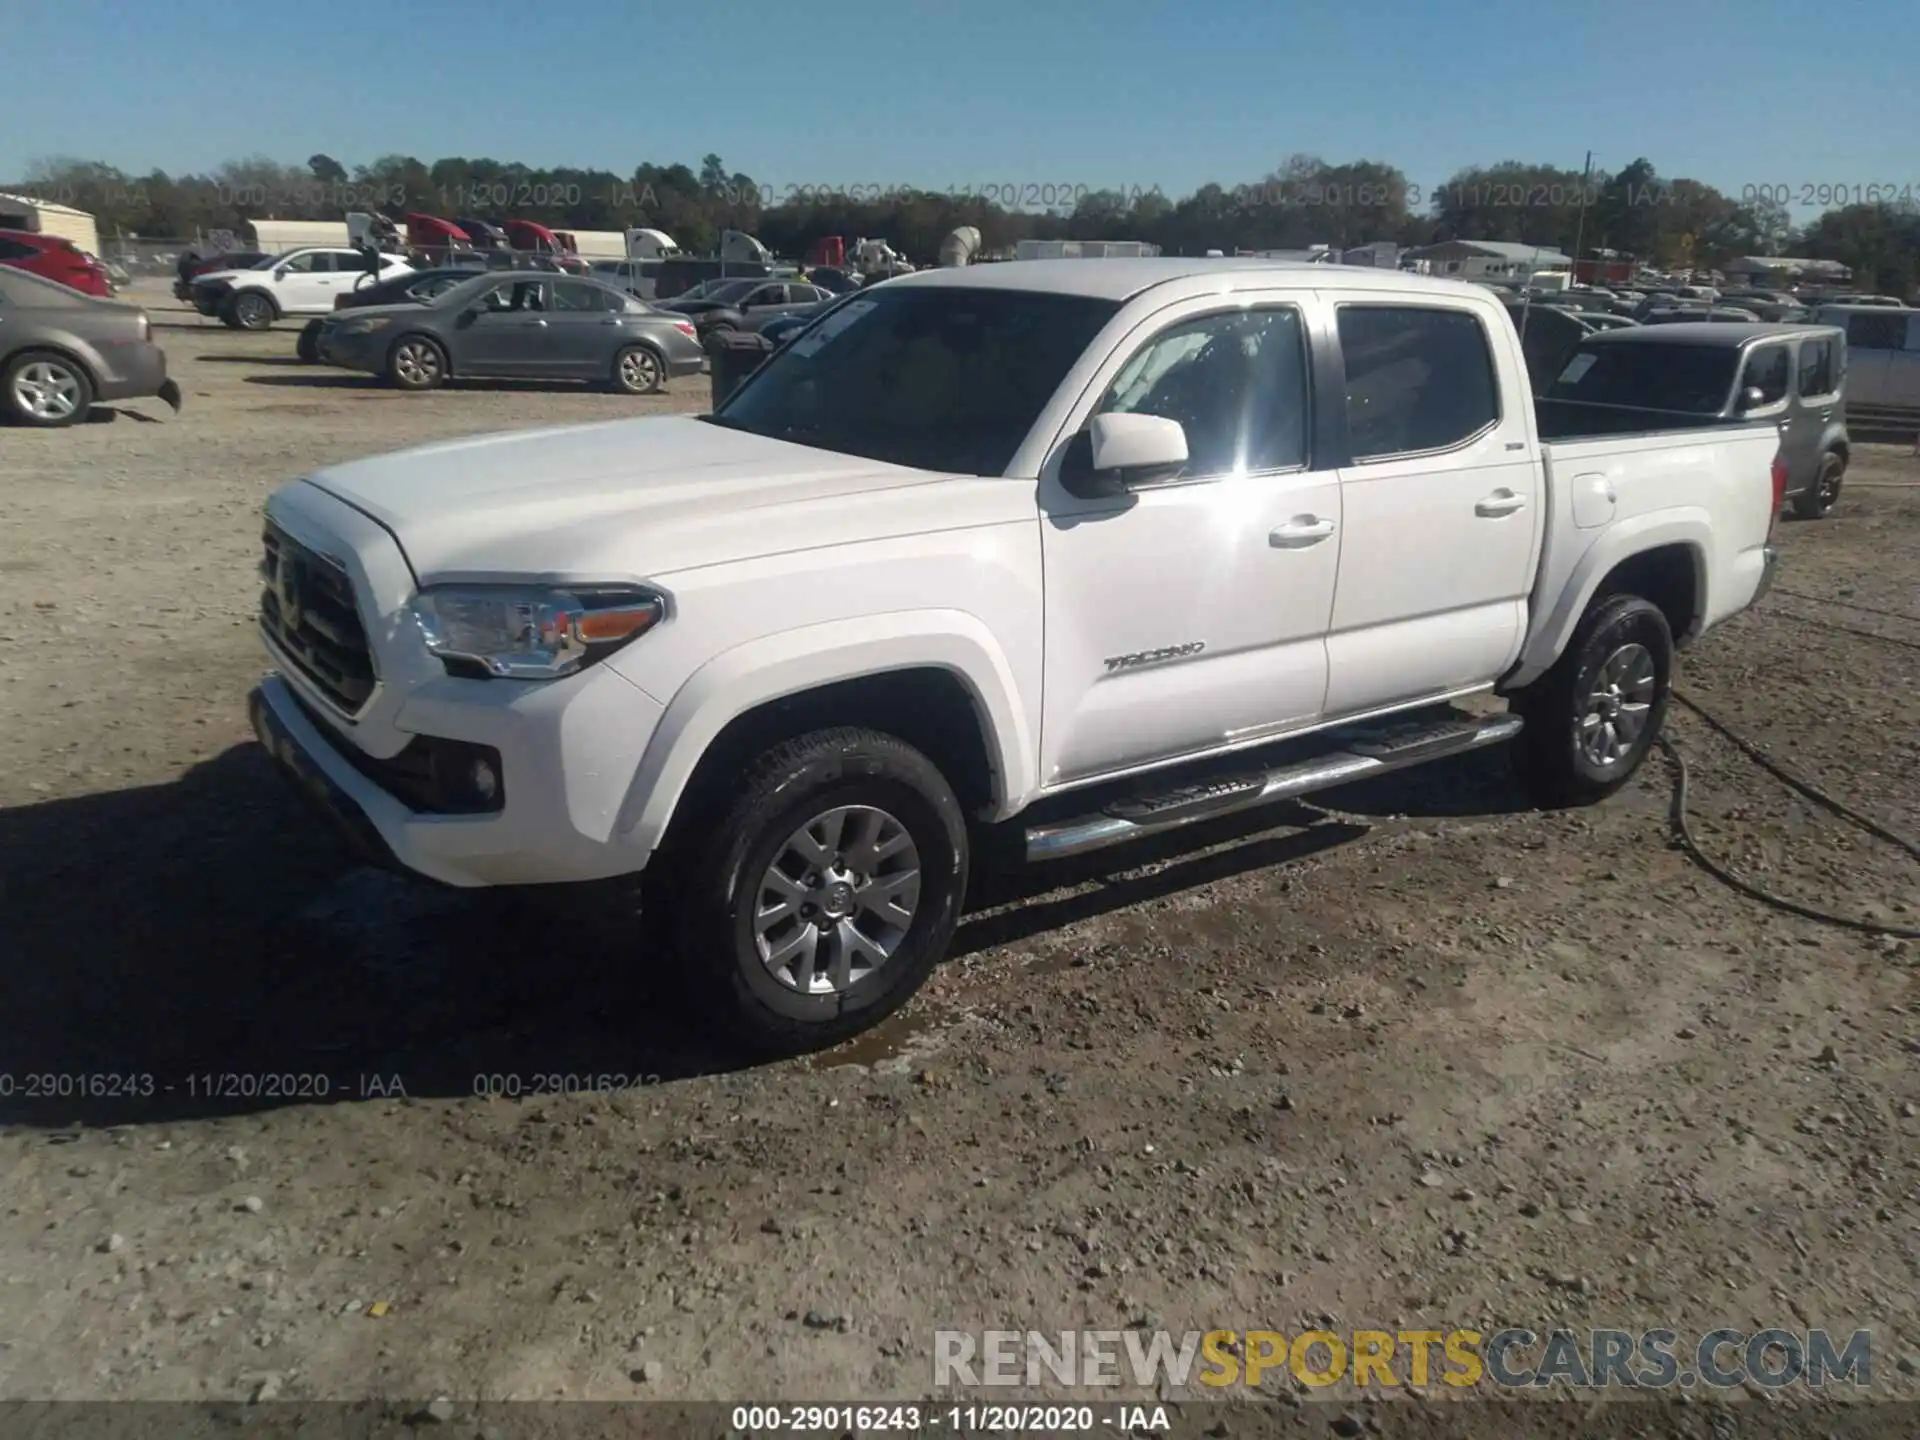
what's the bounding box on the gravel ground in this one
[1,291,1917,1428]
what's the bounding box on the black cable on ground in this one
[1767,606,1920,653]
[1657,690,1920,940]
[1770,587,1920,626]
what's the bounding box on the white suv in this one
[192,248,413,330]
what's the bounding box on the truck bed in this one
[1535,396,1766,442]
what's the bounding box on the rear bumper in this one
[1752,544,1779,604]
[95,343,173,404]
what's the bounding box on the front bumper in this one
[249,662,666,889]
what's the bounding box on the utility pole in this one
[1570,150,1594,281]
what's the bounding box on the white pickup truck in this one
[249,259,1784,1051]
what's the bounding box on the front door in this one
[1037,295,1342,787]
[1324,298,1539,718]
[268,250,329,312]
[453,278,549,375]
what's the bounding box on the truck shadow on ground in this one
[0,741,1532,1130]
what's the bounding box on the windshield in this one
[1546,342,1739,414]
[709,286,1121,475]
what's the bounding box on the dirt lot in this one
[1,290,1917,1426]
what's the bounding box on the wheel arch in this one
[615,615,1035,858]
[1505,513,1709,691]
[2,340,102,393]
[228,285,281,319]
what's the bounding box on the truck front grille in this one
[259,522,377,715]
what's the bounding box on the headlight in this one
[408,585,666,680]
[341,317,392,335]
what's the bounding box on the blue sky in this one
[6,0,1917,219]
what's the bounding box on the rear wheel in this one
[1791,450,1845,519]
[611,344,665,395]
[387,336,446,391]
[657,727,969,1055]
[2,350,94,427]
[1508,594,1673,808]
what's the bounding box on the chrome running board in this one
[1024,710,1523,862]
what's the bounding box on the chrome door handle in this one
[1269,516,1337,547]
[1475,489,1526,517]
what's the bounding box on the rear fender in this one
[1506,509,1709,689]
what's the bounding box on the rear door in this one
[544,280,623,376]
[1787,334,1842,495]
[1325,297,1540,718]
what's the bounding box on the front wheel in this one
[386,335,446,391]
[226,290,276,330]
[1791,450,1845,519]
[1508,594,1674,808]
[296,320,321,363]
[661,727,969,1055]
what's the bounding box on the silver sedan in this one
[0,268,182,427]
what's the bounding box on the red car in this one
[0,229,111,297]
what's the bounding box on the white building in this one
[1402,240,1573,283]
[0,192,101,257]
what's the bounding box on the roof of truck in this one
[1577,320,1844,347]
[883,257,1495,303]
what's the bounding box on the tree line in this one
[11,150,1920,294]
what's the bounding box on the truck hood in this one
[296,415,953,583]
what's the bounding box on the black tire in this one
[1508,594,1674,809]
[611,344,666,395]
[2,348,95,428]
[225,290,276,330]
[1790,449,1845,520]
[296,321,321,364]
[386,335,447,391]
[661,727,969,1056]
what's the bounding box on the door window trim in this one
[1331,301,1504,465]
[1039,297,1325,498]
[1794,335,1841,402]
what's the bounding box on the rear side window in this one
[1337,306,1499,459]
[1845,313,1905,350]
[1546,342,1738,414]
[1797,338,1837,397]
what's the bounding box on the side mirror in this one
[1060,413,1189,499]
[273,267,289,281]
[1739,385,1768,410]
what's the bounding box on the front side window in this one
[277,251,320,273]
[1741,345,1790,405]
[1096,308,1310,477]
[709,287,1119,475]
[478,280,544,312]
[1337,306,1499,459]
